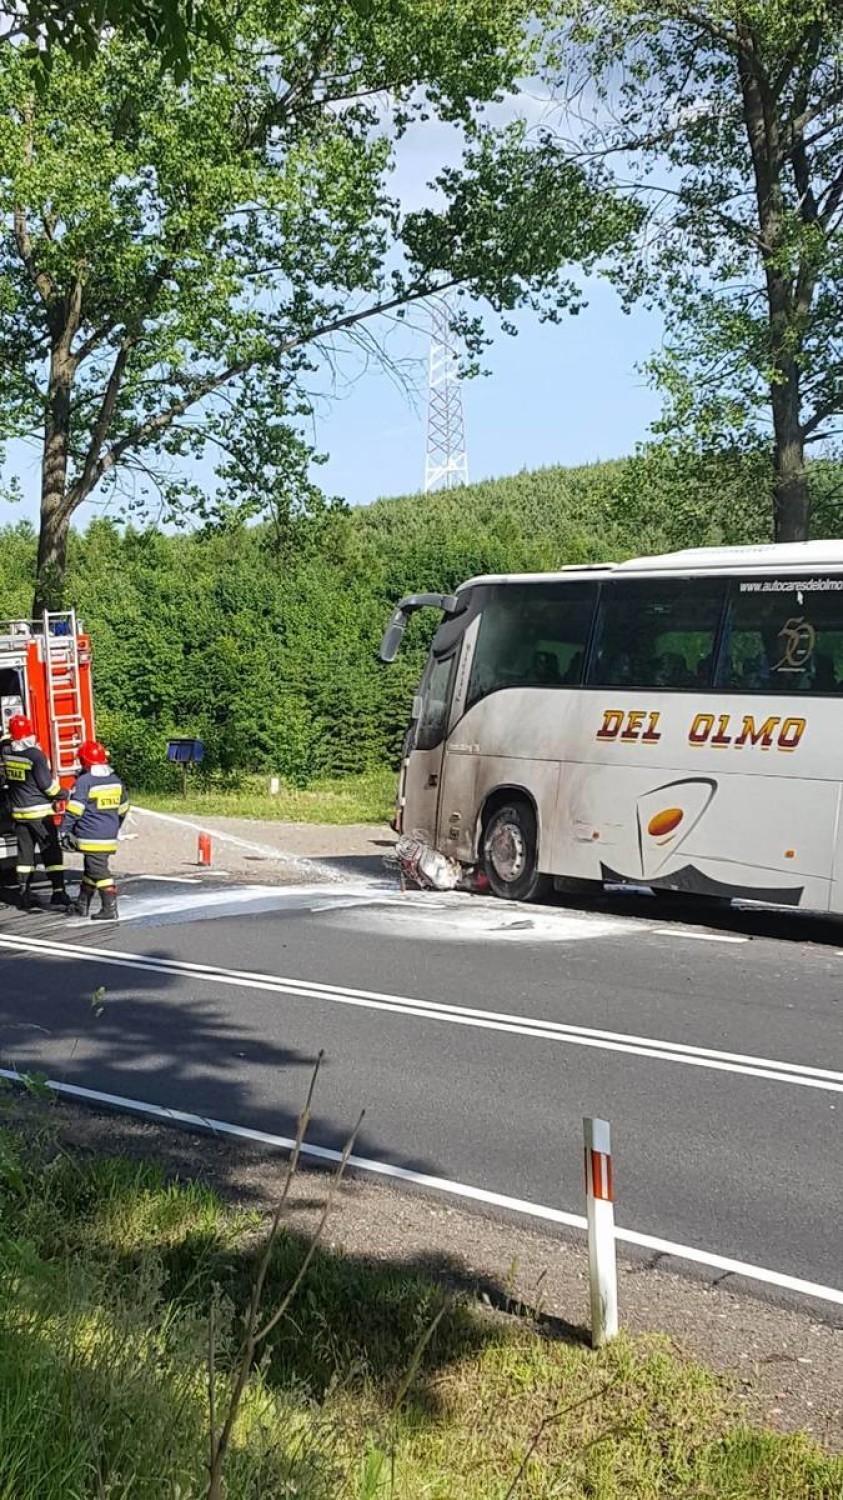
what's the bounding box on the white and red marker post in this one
[583,1117,619,1348]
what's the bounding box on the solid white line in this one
[0,1066,838,1308]
[1,932,840,1093]
[652,929,748,945]
[614,1228,843,1300]
[5,935,841,1084]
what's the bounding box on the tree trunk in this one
[33,495,71,618]
[767,262,809,541]
[734,32,811,545]
[771,373,810,543]
[33,352,74,616]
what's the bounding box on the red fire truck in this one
[0,610,96,869]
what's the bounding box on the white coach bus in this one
[379,542,843,909]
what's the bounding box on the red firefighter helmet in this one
[79,739,108,768]
[8,714,33,741]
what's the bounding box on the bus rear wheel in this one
[482,801,552,903]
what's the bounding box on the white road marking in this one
[1,933,840,1092]
[652,929,748,944]
[0,1066,838,1308]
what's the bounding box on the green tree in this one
[0,2,636,613]
[553,0,843,541]
[3,0,214,81]
[0,518,36,616]
[6,445,842,784]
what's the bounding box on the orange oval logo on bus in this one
[647,807,684,839]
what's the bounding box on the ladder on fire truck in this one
[43,610,85,778]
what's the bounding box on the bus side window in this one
[415,655,458,751]
[466,583,596,709]
[589,579,724,690]
[720,580,843,693]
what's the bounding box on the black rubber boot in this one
[91,885,119,922]
[72,886,93,917]
[50,888,72,912]
[17,881,34,913]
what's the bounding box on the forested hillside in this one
[1,446,841,790]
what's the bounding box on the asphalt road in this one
[0,867,841,1300]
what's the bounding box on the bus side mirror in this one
[379,612,408,664]
[379,593,464,663]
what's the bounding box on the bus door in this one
[402,650,459,844]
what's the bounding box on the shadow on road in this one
[547,885,843,948]
[0,936,462,1191]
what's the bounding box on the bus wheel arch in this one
[479,789,553,904]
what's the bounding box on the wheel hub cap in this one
[489,821,526,882]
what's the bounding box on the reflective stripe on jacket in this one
[0,741,60,820]
[66,766,129,853]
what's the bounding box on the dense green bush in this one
[1,446,840,788]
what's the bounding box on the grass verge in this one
[136,767,396,826]
[0,1127,840,1500]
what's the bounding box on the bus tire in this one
[482,801,553,903]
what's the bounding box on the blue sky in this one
[314,285,664,508]
[311,94,669,506]
[0,99,667,529]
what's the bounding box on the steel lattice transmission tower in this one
[424,296,469,493]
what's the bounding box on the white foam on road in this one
[93,879,646,943]
[335,891,645,944]
[129,809,646,943]
[68,881,394,930]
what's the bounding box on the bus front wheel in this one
[482,801,552,903]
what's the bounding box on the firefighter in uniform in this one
[65,740,129,921]
[0,714,70,911]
